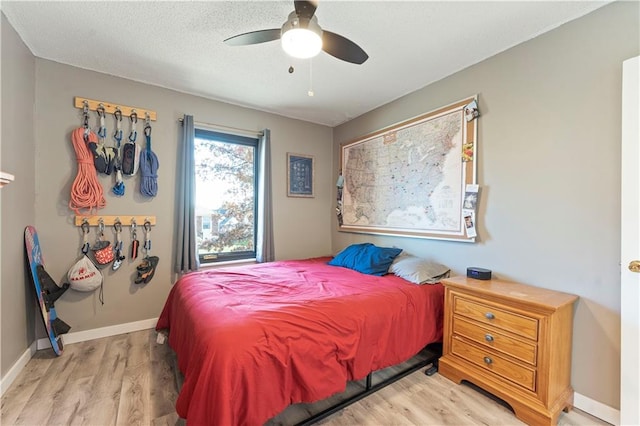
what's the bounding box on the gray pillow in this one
[389,255,450,284]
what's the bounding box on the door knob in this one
[629,260,640,273]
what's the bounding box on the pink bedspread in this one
[156,257,444,425]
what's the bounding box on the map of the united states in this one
[342,110,463,232]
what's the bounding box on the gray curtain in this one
[256,129,275,262]
[175,115,199,273]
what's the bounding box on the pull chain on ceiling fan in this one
[224,0,369,65]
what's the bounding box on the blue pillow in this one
[328,243,403,276]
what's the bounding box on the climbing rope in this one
[69,104,106,214]
[139,118,159,197]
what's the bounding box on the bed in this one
[156,255,445,425]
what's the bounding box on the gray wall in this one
[1,14,334,378]
[1,12,37,378]
[332,1,639,410]
[32,59,334,332]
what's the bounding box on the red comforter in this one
[156,257,444,425]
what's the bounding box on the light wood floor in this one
[1,329,610,425]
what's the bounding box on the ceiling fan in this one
[223,0,369,65]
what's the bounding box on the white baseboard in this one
[3,318,158,396]
[36,317,158,349]
[0,341,37,396]
[574,392,620,425]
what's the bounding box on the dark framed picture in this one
[287,153,314,198]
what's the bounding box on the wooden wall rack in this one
[74,97,157,121]
[74,215,156,227]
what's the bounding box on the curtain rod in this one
[178,118,263,137]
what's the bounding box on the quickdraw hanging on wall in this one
[112,219,125,271]
[139,113,159,197]
[112,108,125,196]
[130,219,139,259]
[143,220,152,257]
[135,220,159,284]
[122,111,140,176]
[87,104,117,175]
[81,219,91,254]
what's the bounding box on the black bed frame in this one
[294,342,442,426]
[171,342,442,425]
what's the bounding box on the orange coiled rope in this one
[69,127,106,214]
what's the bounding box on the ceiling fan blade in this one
[294,0,317,19]
[224,29,281,46]
[322,31,369,65]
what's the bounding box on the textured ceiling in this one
[2,1,609,127]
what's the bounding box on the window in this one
[194,128,258,263]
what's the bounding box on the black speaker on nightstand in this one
[467,267,492,280]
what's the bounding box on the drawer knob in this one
[483,356,493,365]
[485,334,494,342]
[485,312,495,320]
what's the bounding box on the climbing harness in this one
[69,102,106,214]
[122,111,140,176]
[130,219,140,259]
[112,108,125,196]
[139,113,159,197]
[112,219,126,271]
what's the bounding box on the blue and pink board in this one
[24,226,70,356]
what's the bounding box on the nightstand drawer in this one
[452,316,537,366]
[451,336,536,392]
[453,296,538,341]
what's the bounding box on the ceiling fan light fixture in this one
[281,13,323,59]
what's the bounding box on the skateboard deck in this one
[24,226,70,355]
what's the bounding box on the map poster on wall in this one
[339,96,478,241]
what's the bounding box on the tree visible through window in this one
[194,128,258,263]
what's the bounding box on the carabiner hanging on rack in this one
[143,220,152,258]
[130,219,139,259]
[144,122,152,151]
[129,110,138,143]
[113,108,123,145]
[97,104,107,141]
[81,219,90,254]
[112,108,125,196]
[122,110,140,177]
[135,220,159,285]
[112,219,125,271]
[82,100,90,141]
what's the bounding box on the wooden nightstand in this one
[438,276,578,426]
